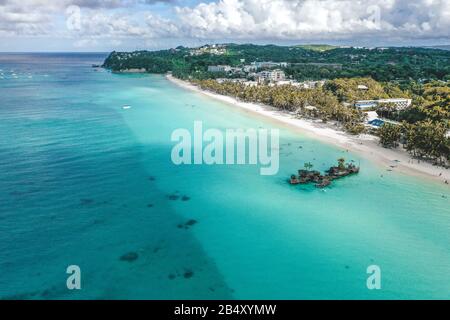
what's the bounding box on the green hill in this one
[296,44,338,51]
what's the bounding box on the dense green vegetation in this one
[378,123,402,148]
[325,77,392,102]
[379,120,449,165]
[295,44,338,52]
[103,44,450,82]
[395,81,450,123]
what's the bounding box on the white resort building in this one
[355,98,412,110]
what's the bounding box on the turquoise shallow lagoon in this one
[0,53,449,299]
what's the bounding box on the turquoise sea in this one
[0,53,449,299]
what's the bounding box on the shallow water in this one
[0,53,449,299]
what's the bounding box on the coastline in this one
[166,74,450,185]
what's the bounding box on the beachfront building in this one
[243,81,258,87]
[355,100,378,109]
[378,98,412,110]
[273,80,325,88]
[257,69,286,83]
[300,80,326,89]
[273,80,294,86]
[215,78,247,84]
[215,78,228,84]
[208,65,232,73]
[355,98,412,110]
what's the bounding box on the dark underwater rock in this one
[185,219,197,226]
[80,198,94,205]
[168,194,180,200]
[177,219,198,229]
[119,252,139,262]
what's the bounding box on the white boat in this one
[122,105,132,110]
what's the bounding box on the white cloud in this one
[173,0,450,41]
[0,0,449,47]
[73,38,98,47]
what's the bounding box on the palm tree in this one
[337,158,346,170]
[304,162,313,171]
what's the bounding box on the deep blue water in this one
[0,53,449,299]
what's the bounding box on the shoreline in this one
[166,74,449,185]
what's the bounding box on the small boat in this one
[122,105,132,110]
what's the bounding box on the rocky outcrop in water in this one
[290,159,359,188]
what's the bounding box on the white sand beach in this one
[167,74,450,184]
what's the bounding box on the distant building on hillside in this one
[191,44,227,56]
[257,69,286,82]
[252,61,288,69]
[291,62,342,69]
[208,65,232,72]
[243,65,258,72]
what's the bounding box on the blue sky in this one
[1,0,449,52]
